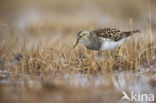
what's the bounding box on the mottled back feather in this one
[90,28,140,41]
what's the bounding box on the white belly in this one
[100,38,129,50]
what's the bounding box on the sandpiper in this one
[73,28,140,51]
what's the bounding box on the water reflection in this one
[0,69,156,92]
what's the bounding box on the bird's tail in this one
[120,29,141,37]
[131,29,141,34]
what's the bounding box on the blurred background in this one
[0,0,156,103]
[0,0,156,37]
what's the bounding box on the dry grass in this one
[1,27,155,73]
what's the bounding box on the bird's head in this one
[73,30,89,48]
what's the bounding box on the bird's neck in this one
[80,34,90,46]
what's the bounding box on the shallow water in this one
[1,68,156,90]
[0,68,156,103]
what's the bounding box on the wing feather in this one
[90,28,121,41]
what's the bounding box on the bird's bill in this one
[73,39,79,49]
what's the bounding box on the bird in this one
[73,28,140,51]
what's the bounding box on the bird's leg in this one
[97,51,102,56]
[108,50,111,58]
[108,50,114,59]
[115,47,121,59]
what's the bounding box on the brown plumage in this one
[90,28,140,41]
[73,28,141,50]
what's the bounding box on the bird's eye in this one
[78,35,82,38]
